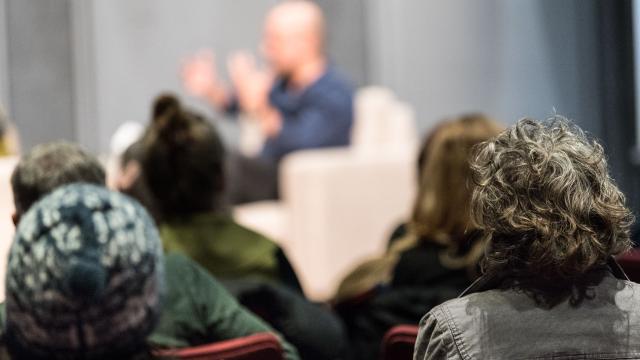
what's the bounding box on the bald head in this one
[262,0,326,74]
[267,1,325,41]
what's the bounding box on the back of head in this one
[5,183,164,360]
[141,94,225,220]
[11,141,105,216]
[411,114,503,246]
[471,117,633,296]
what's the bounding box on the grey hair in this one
[11,141,105,215]
[471,116,633,286]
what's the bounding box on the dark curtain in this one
[598,0,640,226]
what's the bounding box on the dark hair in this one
[471,117,633,302]
[11,141,105,215]
[141,94,225,219]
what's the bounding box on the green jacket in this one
[160,213,281,282]
[0,253,299,360]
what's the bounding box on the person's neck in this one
[288,56,327,91]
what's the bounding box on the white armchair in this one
[234,87,418,300]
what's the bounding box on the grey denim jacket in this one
[414,264,640,360]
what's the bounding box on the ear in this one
[11,212,18,227]
[117,160,142,191]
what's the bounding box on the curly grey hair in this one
[471,117,633,287]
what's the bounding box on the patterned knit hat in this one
[5,183,164,359]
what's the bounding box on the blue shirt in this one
[228,66,353,162]
[263,66,353,161]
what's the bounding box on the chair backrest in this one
[380,325,419,360]
[352,86,417,152]
[156,333,283,360]
[617,249,640,283]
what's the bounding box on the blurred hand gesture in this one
[228,51,274,114]
[182,49,280,137]
[182,49,228,107]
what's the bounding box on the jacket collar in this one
[459,256,630,297]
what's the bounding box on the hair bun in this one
[150,93,191,142]
[152,93,181,120]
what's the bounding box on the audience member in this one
[139,94,352,360]
[4,184,164,360]
[334,114,502,360]
[139,94,301,290]
[2,142,300,360]
[414,117,639,359]
[10,142,105,218]
[182,0,353,202]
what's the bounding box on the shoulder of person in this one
[425,288,515,325]
[163,252,198,273]
[415,305,464,360]
[229,220,279,246]
[162,252,225,292]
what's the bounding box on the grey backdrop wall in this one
[0,0,9,112]
[1,0,609,151]
[315,0,369,87]
[6,0,76,148]
[368,0,603,137]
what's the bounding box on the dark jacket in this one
[338,241,475,360]
[230,279,349,360]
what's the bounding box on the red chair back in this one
[617,249,640,283]
[380,325,419,360]
[156,333,283,360]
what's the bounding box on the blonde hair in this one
[396,114,502,274]
[411,114,503,244]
